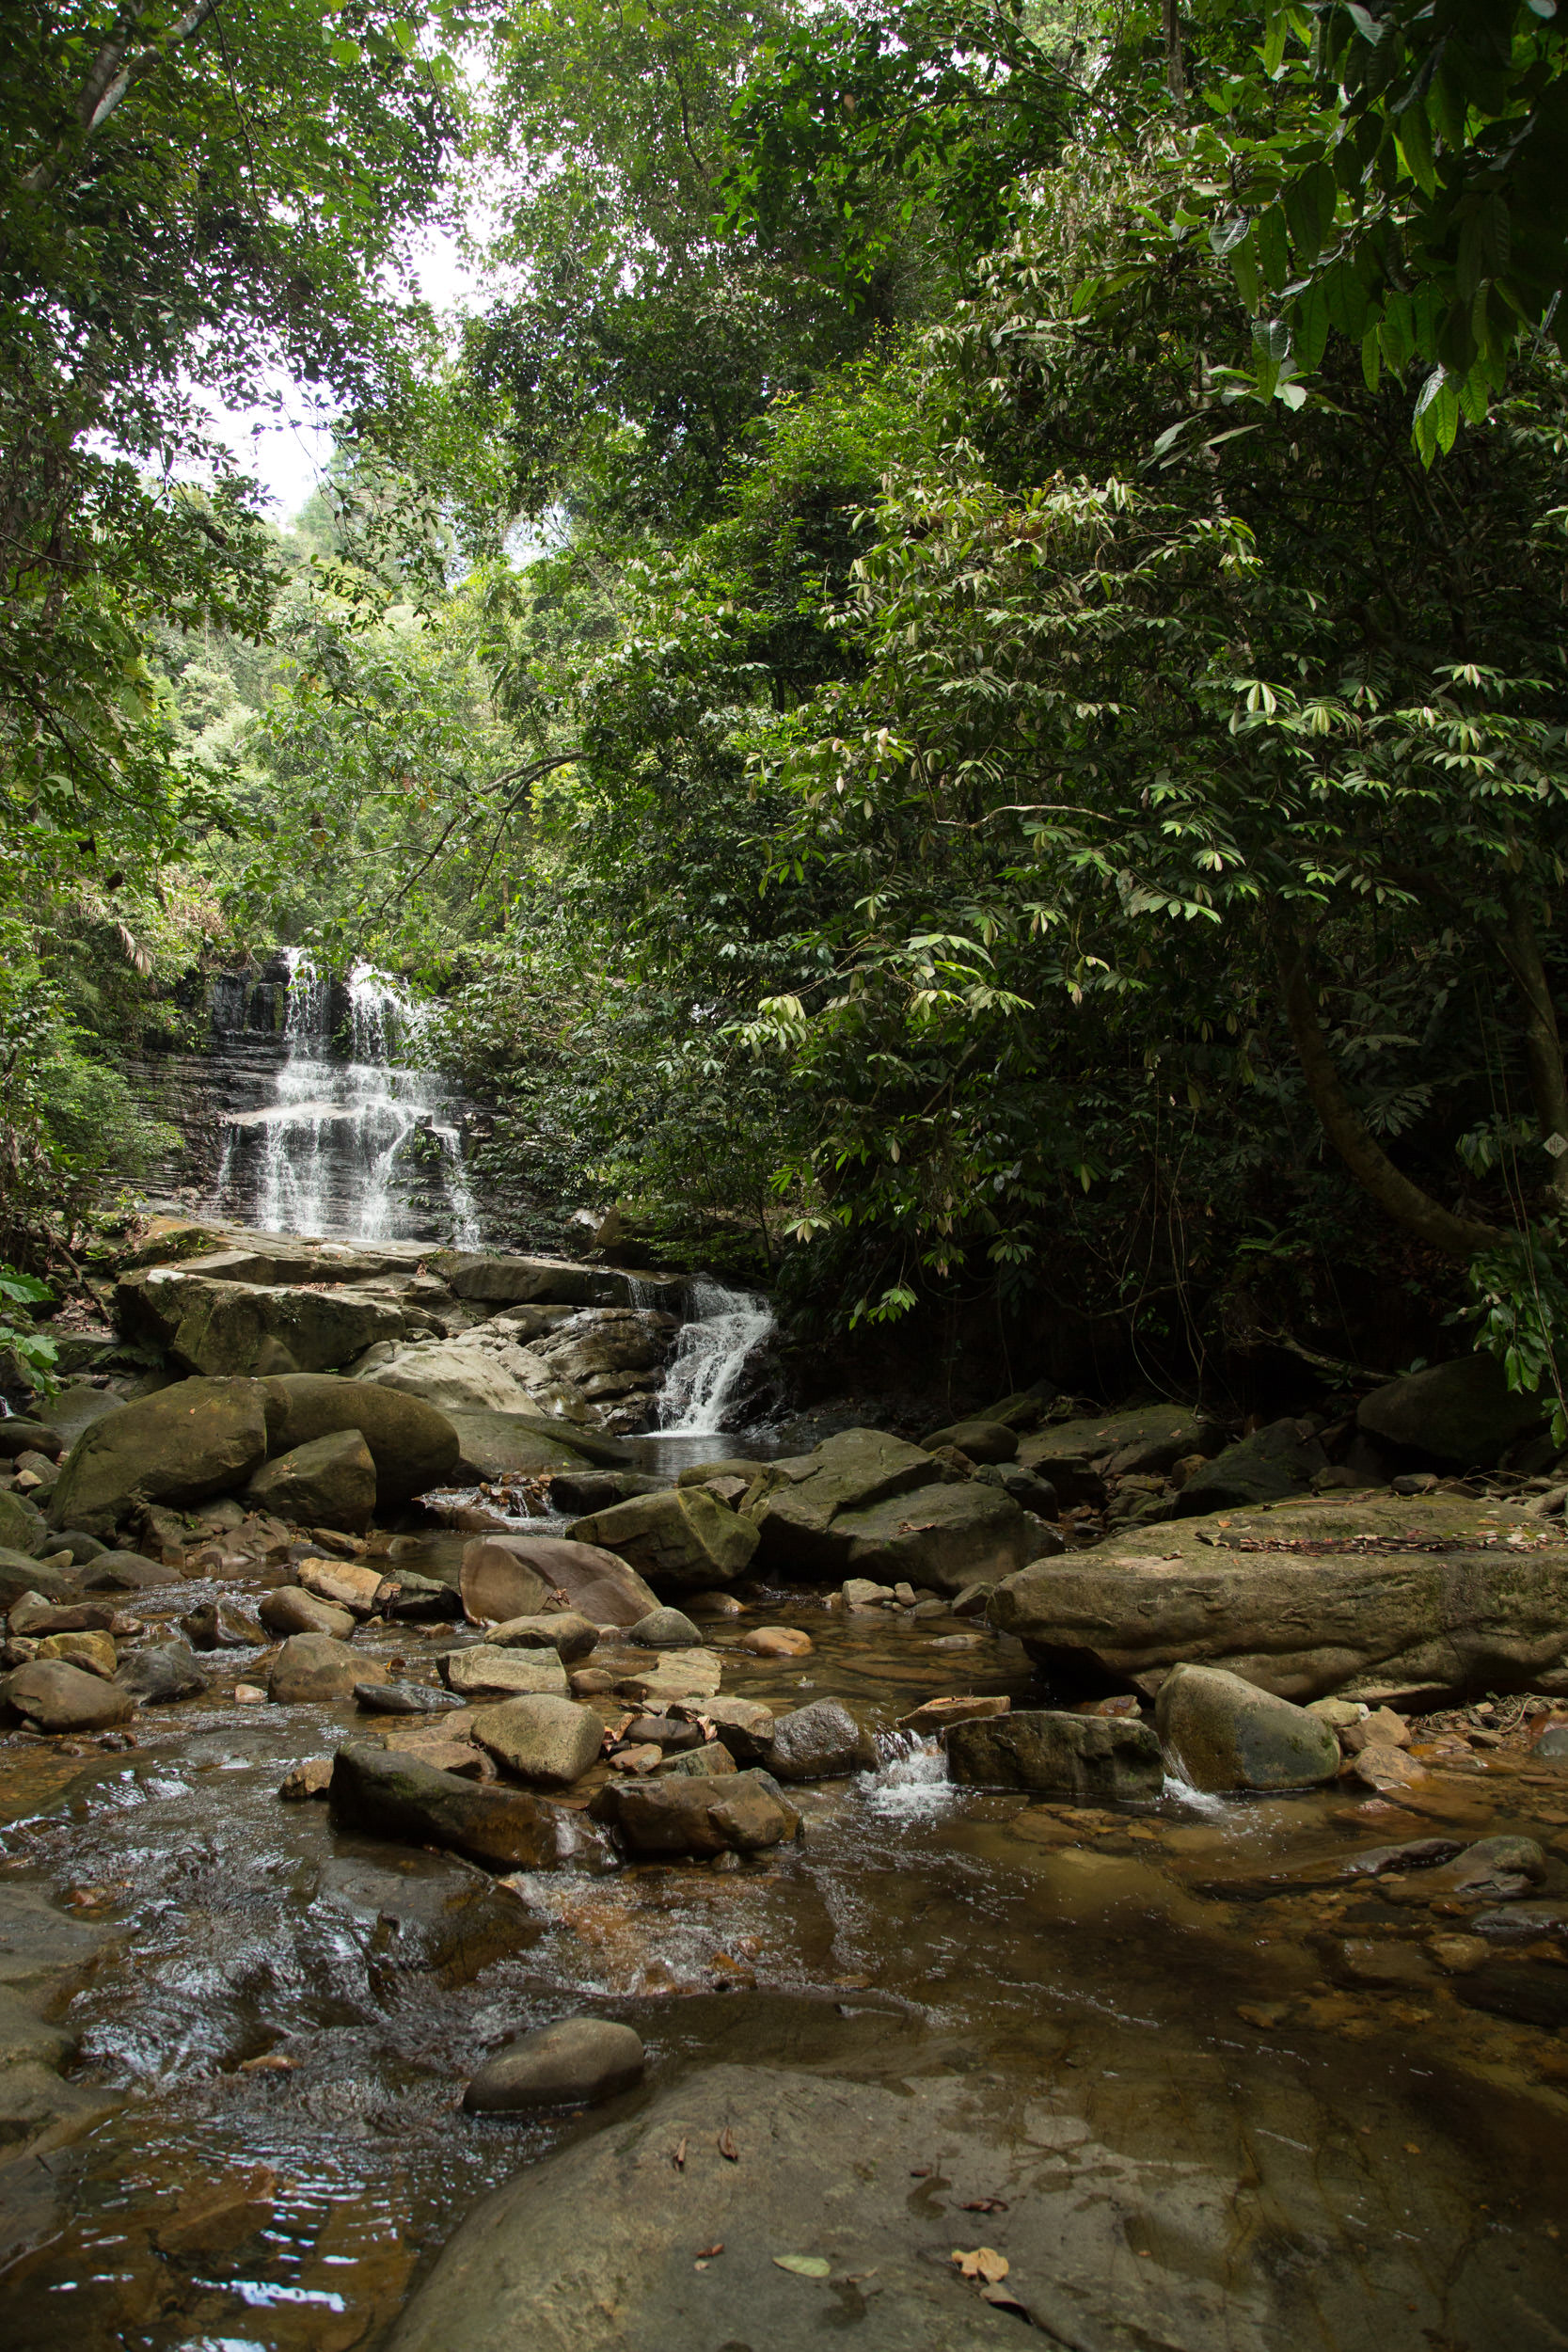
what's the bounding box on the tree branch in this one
[1273,914,1500,1258]
[24,0,227,194]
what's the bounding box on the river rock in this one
[736,1624,813,1657]
[9,1597,118,1637]
[896,1692,1010,1736]
[753,1428,943,1575]
[461,1534,659,1629]
[44,1530,106,1565]
[355,1680,465,1716]
[463,2018,644,2113]
[261,1375,459,1502]
[611,1646,723,1704]
[0,1420,63,1463]
[432,1252,682,1311]
[987,1494,1568,1703]
[379,1571,464,1623]
[596,1768,801,1856]
[550,1470,670,1516]
[443,1645,570,1699]
[77,1549,182,1592]
[483,1612,599,1661]
[244,1428,376,1533]
[826,1478,1034,1595]
[1357,1354,1546,1468]
[0,1491,47,1558]
[1155,1663,1339,1791]
[922,1419,1019,1464]
[762,1697,871,1781]
[467,1694,604,1787]
[47,1376,271,1536]
[34,1629,116,1677]
[258,1586,355,1640]
[0,1549,74,1611]
[672,1694,775,1761]
[116,1637,205,1707]
[1375,1835,1546,1908]
[2,1659,134,1733]
[117,1268,404,1378]
[1170,1419,1327,1518]
[298,1557,385,1614]
[269,1632,383,1704]
[565,1488,759,1592]
[367,1341,544,1417]
[329,1742,597,1869]
[627,1606,701,1648]
[945,1708,1164,1800]
[448,1411,599,1480]
[180,1600,261,1649]
[653,1741,736,1779]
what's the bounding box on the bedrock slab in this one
[987,1495,1568,1703]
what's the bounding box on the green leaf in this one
[773,2255,832,2278]
[1257,205,1291,293]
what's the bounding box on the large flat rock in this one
[386,2062,1279,2352]
[989,1494,1568,1703]
[117,1268,404,1376]
[429,1253,685,1311]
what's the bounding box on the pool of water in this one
[2,1573,1566,2348]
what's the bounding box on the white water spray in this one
[657,1277,775,1434]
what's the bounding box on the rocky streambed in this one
[2,1232,1568,2347]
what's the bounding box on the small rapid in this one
[656,1278,775,1434]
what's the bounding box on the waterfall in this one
[657,1278,775,1434]
[207,951,480,1244]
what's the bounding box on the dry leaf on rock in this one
[773,2253,831,2277]
[696,2243,723,2260]
[952,2247,1009,2283]
[717,2126,738,2161]
[672,2137,687,2169]
[960,2197,1008,2214]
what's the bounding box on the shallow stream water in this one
[3,1557,1567,2348]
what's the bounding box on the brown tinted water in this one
[3,1559,1566,2348]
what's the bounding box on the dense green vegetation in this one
[6,0,1568,1406]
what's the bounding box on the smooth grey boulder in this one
[0,1420,63,1463]
[448,1410,600,1480]
[922,1419,1019,1464]
[47,1376,270,1535]
[1357,1355,1545,1468]
[945,1708,1163,1801]
[986,1495,1568,1704]
[1155,1663,1340,1792]
[116,1267,404,1377]
[566,1487,759,1592]
[0,1549,74,1609]
[77,1549,182,1592]
[269,1632,382,1705]
[627,1606,702,1649]
[430,1251,682,1311]
[330,1742,599,1871]
[461,1534,659,1629]
[261,1375,459,1502]
[355,1679,465,1716]
[1169,1418,1326,1518]
[2,1659,134,1733]
[753,1428,942,1575]
[245,1426,377,1532]
[467,1694,604,1788]
[764,1697,873,1782]
[463,2018,645,2114]
[595,1768,801,1857]
[115,1638,205,1707]
[829,1478,1034,1596]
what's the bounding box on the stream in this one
[4,964,1566,2348]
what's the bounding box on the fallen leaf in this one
[960,2197,1008,2214]
[673,2137,688,2170]
[717,2127,739,2161]
[952,2248,1009,2283]
[696,2243,723,2260]
[910,2165,933,2178]
[239,2052,295,2073]
[1403,2143,1421,2155]
[773,2253,831,2277]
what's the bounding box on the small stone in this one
[1307,1698,1367,1730]
[1342,1707,1410,1755]
[278,1757,333,1801]
[690,1590,746,1616]
[233,1682,268,1705]
[181,1600,262,1651]
[654,1742,738,1779]
[258,1587,355,1641]
[570,1668,619,1697]
[443,1645,569,1700]
[297,1556,384,1615]
[463,2018,644,2113]
[736,1626,813,1659]
[949,1582,995,1618]
[765,1697,870,1781]
[893,1581,916,1608]
[842,1579,895,1610]
[483,1612,600,1661]
[35,1630,118,1679]
[269,1632,384,1705]
[355,1680,463,1716]
[1348,1745,1429,1793]
[468,1693,605,1787]
[627,1607,702,1649]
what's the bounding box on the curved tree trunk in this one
[1272,920,1501,1258]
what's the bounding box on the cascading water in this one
[208,951,482,1245]
[657,1277,775,1434]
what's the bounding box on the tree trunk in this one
[1273,920,1500,1258]
[1162,1,1189,115]
[1497,876,1568,1210]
